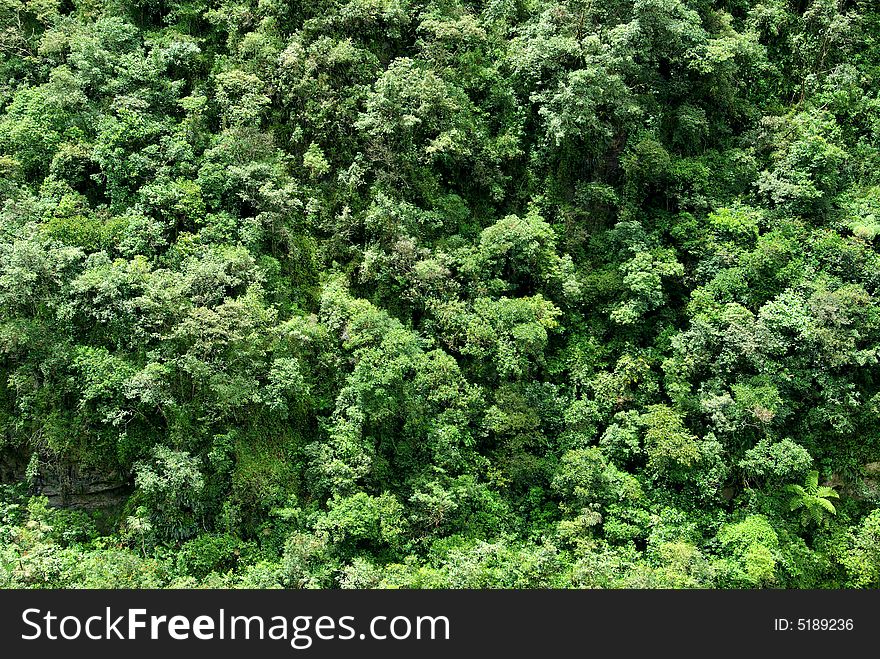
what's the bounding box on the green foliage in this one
[641,405,701,481]
[0,0,879,590]
[176,533,243,578]
[841,510,880,588]
[739,438,813,482]
[715,515,780,587]
[785,470,840,527]
[133,446,207,543]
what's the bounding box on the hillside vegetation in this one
[2,0,880,588]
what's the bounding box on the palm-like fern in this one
[785,471,839,525]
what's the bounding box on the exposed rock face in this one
[33,461,131,509]
[826,463,880,502]
[861,462,880,500]
[1,448,131,509]
[0,447,27,485]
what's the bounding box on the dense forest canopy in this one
[1,0,880,588]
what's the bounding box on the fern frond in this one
[786,484,806,497]
[816,497,837,515]
[817,487,839,500]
